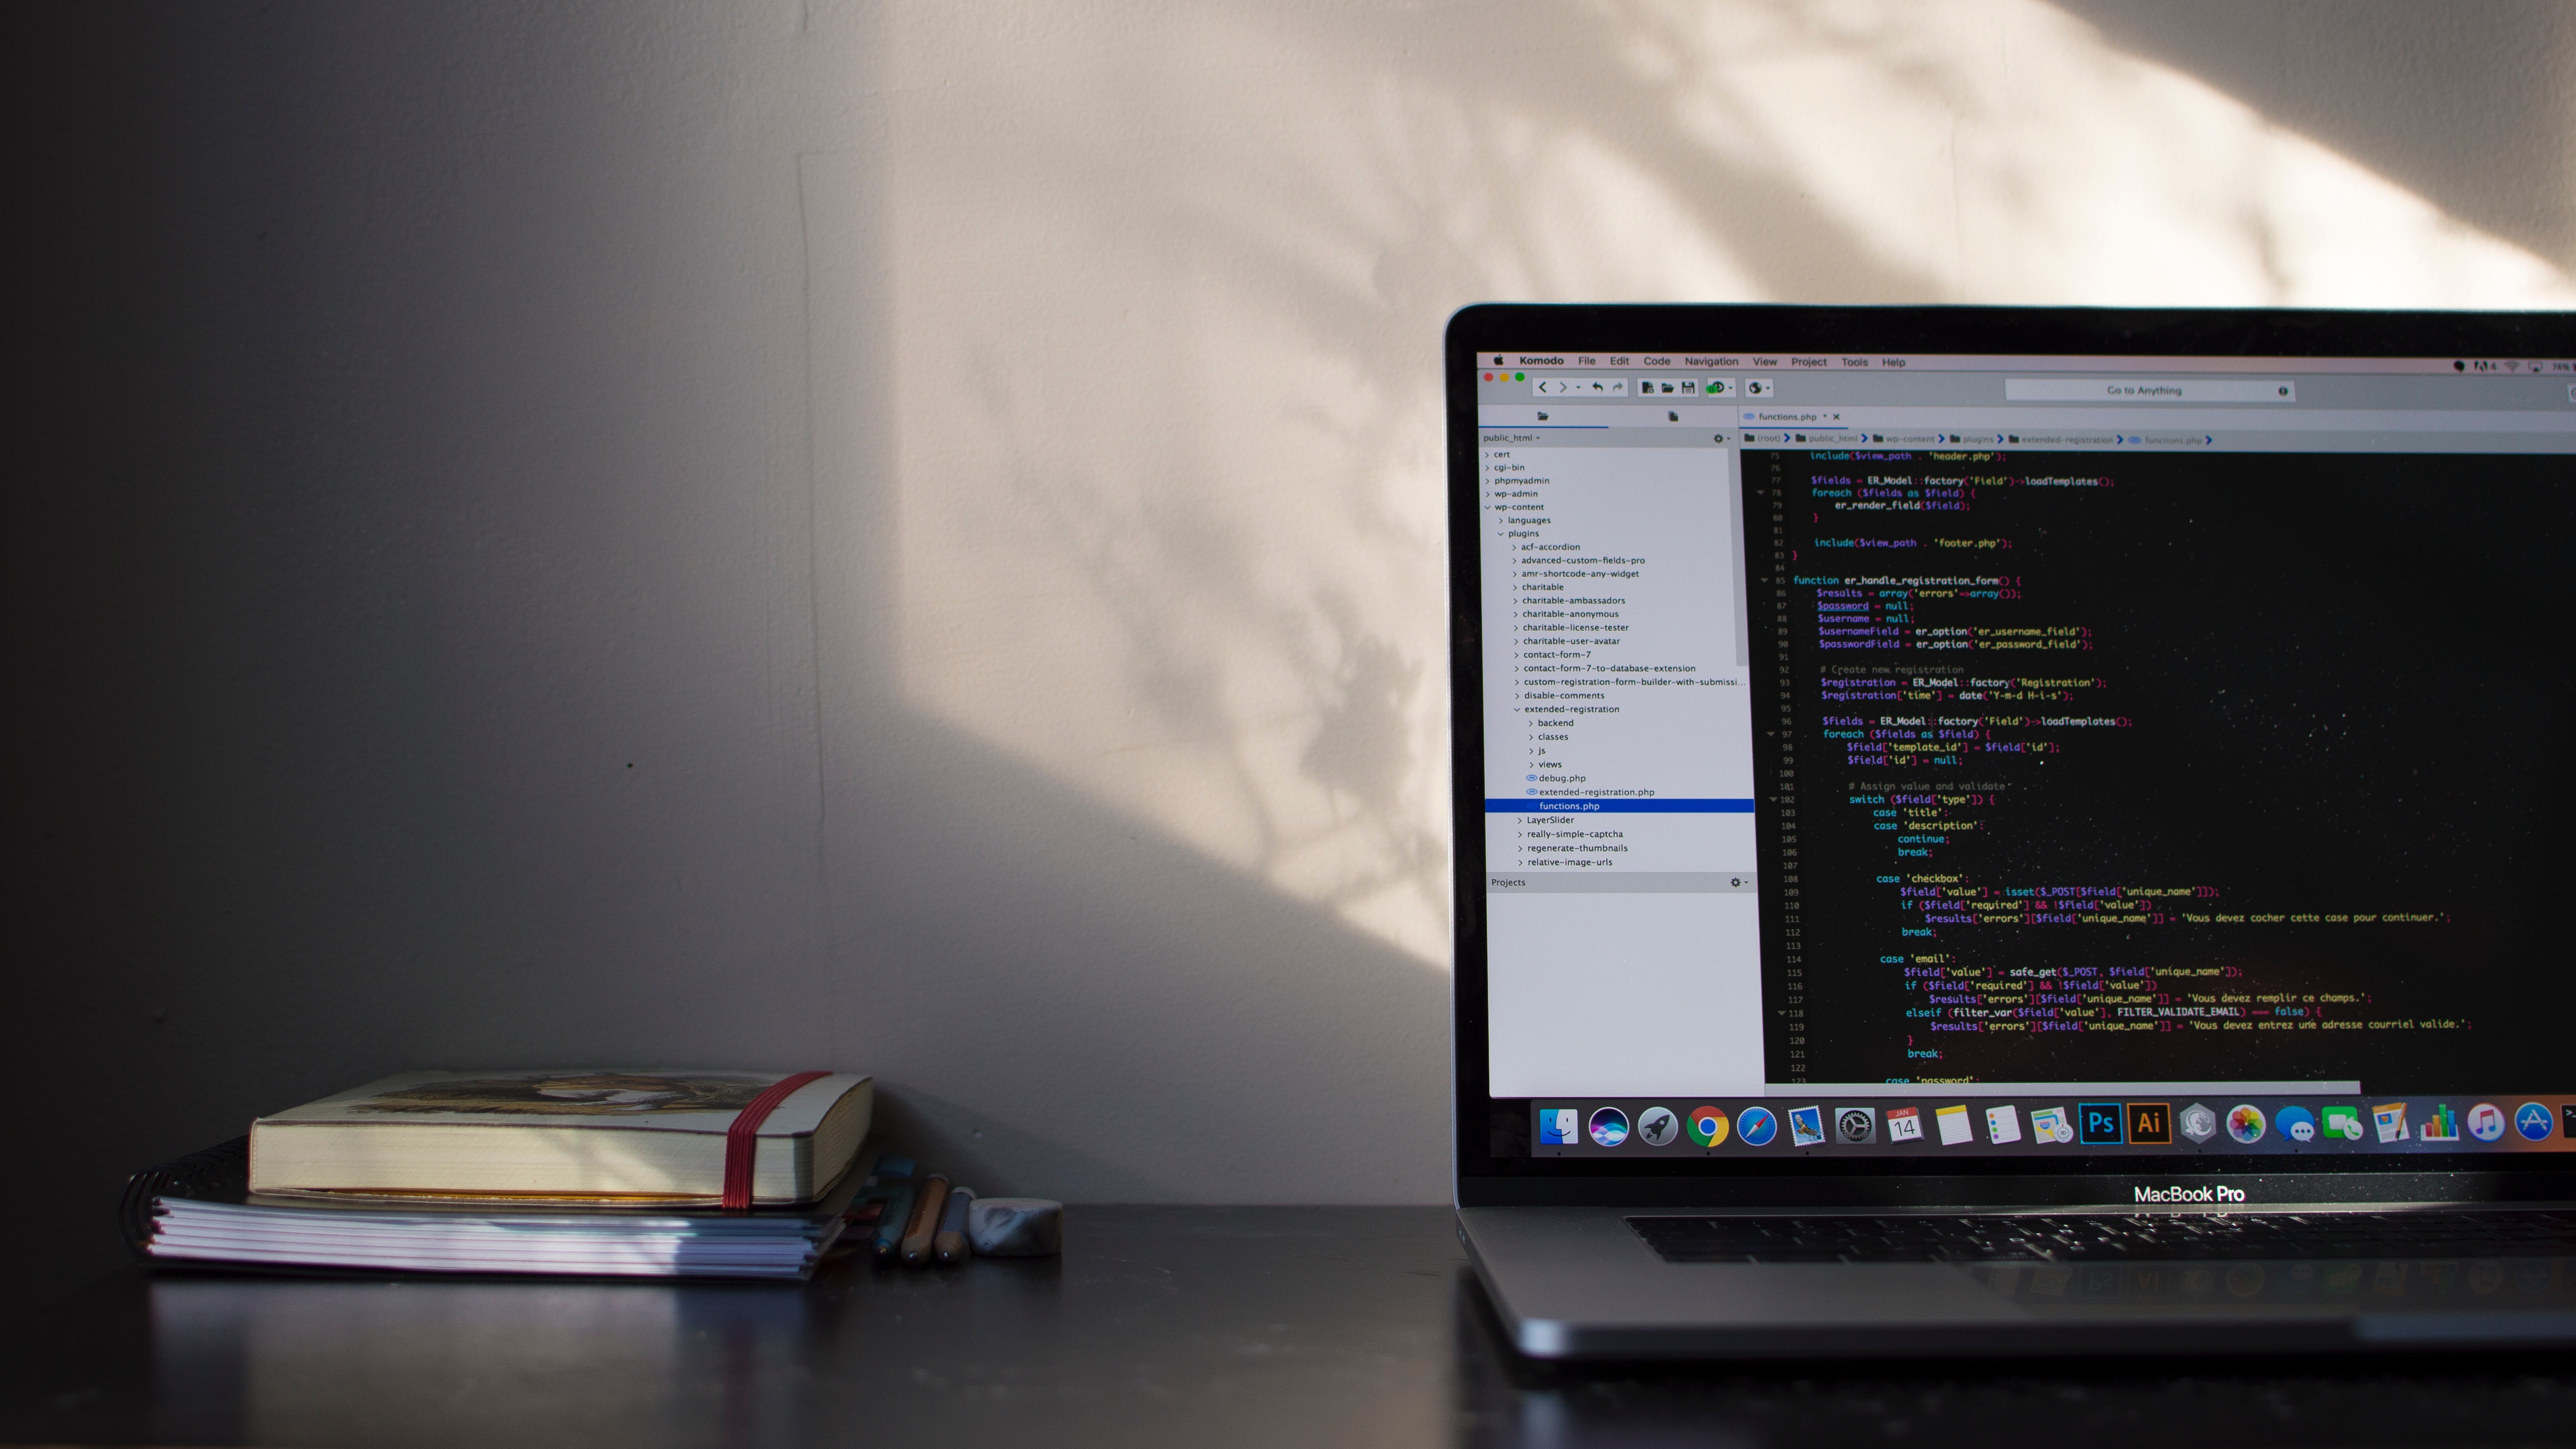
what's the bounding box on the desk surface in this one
[6,1206,2572,1448]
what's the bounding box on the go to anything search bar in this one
[2005,378,2296,403]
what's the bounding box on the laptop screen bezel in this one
[1446,302,2576,1210]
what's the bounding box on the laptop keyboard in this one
[1629,1211,2576,1264]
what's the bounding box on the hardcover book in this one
[247,1069,872,1204]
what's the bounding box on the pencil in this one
[899,1174,951,1267]
[871,1183,915,1262]
[932,1187,975,1265]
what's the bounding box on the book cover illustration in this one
[348,1072,774,1117]
[261,1070,857,1135]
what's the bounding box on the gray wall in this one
[11,1,2570,1307]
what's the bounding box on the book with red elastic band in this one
[122,1068,885,1281]
[247,1069,872,1206]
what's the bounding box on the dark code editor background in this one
[1746,447,2575,1091]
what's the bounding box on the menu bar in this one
[1480,352,2576,377]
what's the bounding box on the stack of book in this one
[123,1069,882,1281]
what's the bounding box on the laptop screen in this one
[1451,311,2576,1186]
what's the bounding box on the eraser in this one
[965,1197,1063,1257]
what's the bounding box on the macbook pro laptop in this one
[1445,304,2576,1357]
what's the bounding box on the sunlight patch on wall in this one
[876,6,1765,968]
[1609,0,2574,305]
[869,0,2569,969]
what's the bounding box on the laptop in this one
[1445,304,2576,1358]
